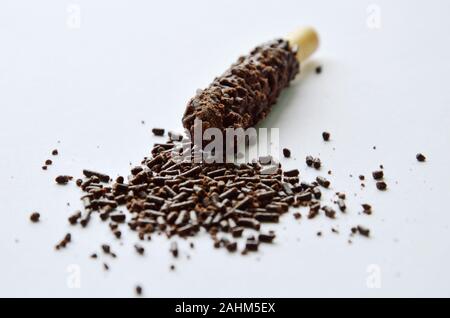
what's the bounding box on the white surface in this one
[1,0,450,297]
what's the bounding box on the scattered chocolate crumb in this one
[293,212,301,219]
[45,159,52,165]
[90,253,97,259]
[282,148,291,158]
[357,225,370,237]
[68,211,82,225]
[55,175,73,185]
[416,153,426,162]
[52,149,58,156]
[337,199,346,212]
[313,158,321,170]
[226,242,237,252]
[323,206,336,218]
[116,176,124,183]
[317,231,322,236]
[232,227,244,238]
[336,192,346,199]
[259,232,276,243]
[362,204,372,215]
[110,212,126,223]
[42,165,47,170]
[103,263,109,271]
[376,181,387,191]
[372,170,384,180]
[284,169,299,177]
[312,187,322,199]
[315,66,322,74]
[305,155,314,167]
[170,264,175,271]
[30,212,40,223]
[316,176,330,188]
[170,242,178,257]
[55,233,71,250]
[134,244,145,255]
[308,206,320,219]
[152,128,165,136]
[322,131,330,141]
[82,170,110,183]
[245,239,259,251]
[101,244,111,254]
[135,285,143,296]
[379,164,384,169]
[359,175,365,181]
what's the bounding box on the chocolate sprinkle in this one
[416,153,426,162]
[283,148,291,158]
[152,128,165,136]
[55,233,71,250]
[316,176,330,188]
[357,225,370,237]
[376,181,387,191]
[362,204,372,215]
[55,175,73,185]
[372,170,384,180]
[30,212,40,223]
[305,155,314,167]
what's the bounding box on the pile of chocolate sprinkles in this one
[38,129,429,295]
[57,129,378,258]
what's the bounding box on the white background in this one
[1,0,449,297]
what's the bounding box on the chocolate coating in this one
[182,39,299,136]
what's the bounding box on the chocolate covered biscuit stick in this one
[182,27,319,136]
